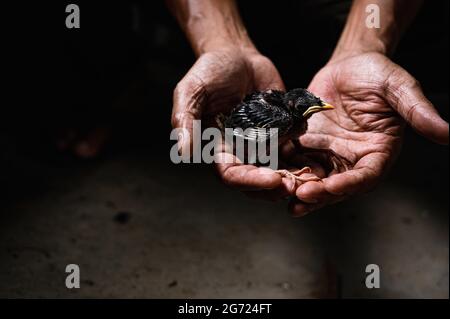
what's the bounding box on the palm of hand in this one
[280,53,416,216]
[174,50,447,213]
[174,49,290,191]
[173,49,284,128]
[300,54,404,193]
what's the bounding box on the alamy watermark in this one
[65,4,80,29]
[169,120,279,170]
[65,264,80,289]
[366,4,381,29]
[365,264,381,289]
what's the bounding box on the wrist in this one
[329,0,403,63]
[330,35,389,63]
[194,32,257,56]
[170,0,256,57]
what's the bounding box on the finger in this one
[322,152,387,196]
[296,152,387,205]
[295,181,335,204]
[215,152,282,191]
[289,154,327,178]
[289,194,347,217]
[171,71,207,156]
[385,67,449,145]
[243,177,296,201]
[288,198,325,218]
[280,141,327,178]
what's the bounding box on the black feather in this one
[221,88,328,142]
[224,90,293,141]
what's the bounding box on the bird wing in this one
[224,100,293,142]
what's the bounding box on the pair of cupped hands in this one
[172,48,449,216]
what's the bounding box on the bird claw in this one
[275,167,321,186]
[328,151,352,172]
[293,143,353,173]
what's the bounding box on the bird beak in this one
[302,102,334,117]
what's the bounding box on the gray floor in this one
[0,137,448,298]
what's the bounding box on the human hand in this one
[172,48,294,191]
[288,52,449,216]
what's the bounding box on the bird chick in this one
[218,88,338,184]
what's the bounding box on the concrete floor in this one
[0,131,448,298]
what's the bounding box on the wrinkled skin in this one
[172,48,288,189]
[172,48,285,133]
[172,50,449,216]
[288,53,447,215]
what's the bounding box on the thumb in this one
[171,72,207,156]
[385,67,449,145]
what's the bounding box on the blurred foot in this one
[56,126,110,159]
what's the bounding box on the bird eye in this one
[294,101,305,110]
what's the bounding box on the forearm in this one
[166,0,256,56]
[332,0,423,60]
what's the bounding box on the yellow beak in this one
[302,102,334,117]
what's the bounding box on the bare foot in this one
[56,126,110,159]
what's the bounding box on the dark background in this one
[0,1,448,298]
[3,0,449,156]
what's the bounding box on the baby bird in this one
[219,88,338,183]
